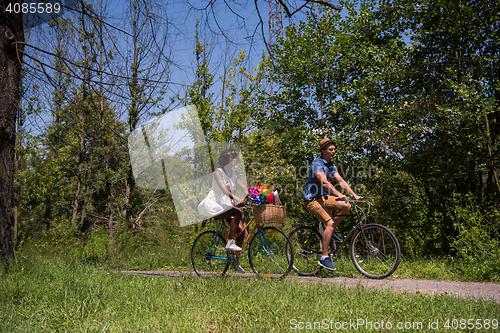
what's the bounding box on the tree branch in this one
[277,0,342,18]
[305,0,342,11]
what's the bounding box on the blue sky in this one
[22,0,356,133]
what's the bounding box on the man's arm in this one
[331,173,362,200]
[314,172,346,200]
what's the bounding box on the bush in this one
[81,227,109,263]
[31,218,80,258]
[448,195,500,282]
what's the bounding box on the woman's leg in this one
[215,207,243,242]
[214,207,245,272]
[235,219,245,247]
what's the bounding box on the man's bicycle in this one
[191,204,294,280]
[288,197,400,279]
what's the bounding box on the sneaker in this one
[332,232,343,243]
[225,239,242,252]
[318,257,337,271]
[231,257,245,273]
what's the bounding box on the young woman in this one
[198,148,250,272]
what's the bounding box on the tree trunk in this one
[13,113,22,241]
[0,2,24,260]
[79,151,93,230]
[13,96,24,241]
[71,105,85,225]
[124,1,140,221]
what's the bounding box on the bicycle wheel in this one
[248,226,294,280]
[350,224,401,279]
[191,231,229,278]
[288,227,322,276]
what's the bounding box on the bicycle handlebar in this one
[238,201,254,209]
[335,196,366,204]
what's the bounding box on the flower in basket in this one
[248,193,259,202]
[249,186,260,196]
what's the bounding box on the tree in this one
[395,0,500,203]
[1,0,346,260]
[0,0,24,260]
[257,0,500,255]
[370,0,500,253]
[185,0,342,53]
[122,0,172,222]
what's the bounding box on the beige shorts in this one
[304,196,342,224]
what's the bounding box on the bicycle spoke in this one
[350,224,400,279]
[260,232,288,276]
[191,231,228,278]
[248,227,293,279]
[288,227,322,276]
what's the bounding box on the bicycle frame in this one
[205,208,271,260]
[193,204,294,279]
[294,199,371,261]
[289,197,400,278]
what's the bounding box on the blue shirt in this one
[303,156,338,201]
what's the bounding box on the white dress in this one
[197,167,238,217]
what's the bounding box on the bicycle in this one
[191,204,294,280]
[288,197,401,279]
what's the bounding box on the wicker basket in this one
[252,204,286,225]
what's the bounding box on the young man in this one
[303,138,362,271]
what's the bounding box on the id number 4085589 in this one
[442,319,498,330]
[6,2,62,15]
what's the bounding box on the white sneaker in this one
[225,239,242,252]
[231,257,245,273]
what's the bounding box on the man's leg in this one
[331,201,351,228]
[322,219,335,256]
[322,200,351,256]
[319,219,338,270]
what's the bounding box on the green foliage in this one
[13,0,500,274]
[81,227,109,263]
[217,49,265,144]
[15,87,129,241]
[179,19,216,143]
[259,0,500,257]
[448,195,500,282]
[31,218,79,257]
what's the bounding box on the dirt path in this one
[120,270,500,303]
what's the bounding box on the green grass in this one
[20,228,496,283]
[1,258,499,332]
[17,214,500,282]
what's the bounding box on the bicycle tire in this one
[191,231,229,278]
[248,226,294,280]
[350,223,401,279]
[288,226,322,276]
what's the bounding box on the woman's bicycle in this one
[191,204,294,280]
[288,197,400,279]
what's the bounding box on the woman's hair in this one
[218,148,239,167]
